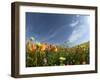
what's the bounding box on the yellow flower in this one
[36,41,41,47]
[59,57,66,61]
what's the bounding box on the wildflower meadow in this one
[26,37,89,67]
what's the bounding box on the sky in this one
[26,12,90,46]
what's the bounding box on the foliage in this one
[26,38,89,67]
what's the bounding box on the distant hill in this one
[73,41,89,48]
[60,41,89,48]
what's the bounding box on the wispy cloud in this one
[68,16,90,44]
[68,25,86,43]
[41,24,68,42]
[70,20,79,28]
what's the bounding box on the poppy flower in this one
[39,44,46,52]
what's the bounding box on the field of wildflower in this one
[26,37,89,67]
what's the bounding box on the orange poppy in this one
[26,42,36,53]
[39,44,47,52]
[49,45,58,52]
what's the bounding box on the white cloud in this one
[68,25,86,43]
[70,20,79,28]
[68,15,90,45]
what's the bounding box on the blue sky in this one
[26,12,90,46]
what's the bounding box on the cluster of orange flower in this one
[26,37,89,66]
[26,41,58,54]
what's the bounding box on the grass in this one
[26,41,89,67]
